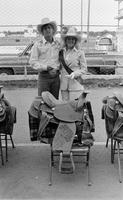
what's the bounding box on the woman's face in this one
[65,37,76,49]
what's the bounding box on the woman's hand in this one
[65,71,82,79]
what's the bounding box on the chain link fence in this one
[0,0,120,52]
[0,24,118,53]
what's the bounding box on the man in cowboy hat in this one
[59,26,87,101]
[29,18,61,99]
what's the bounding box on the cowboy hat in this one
[61,27,81,43]
[37,17,57,35]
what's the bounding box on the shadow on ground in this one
[0,144,123,200]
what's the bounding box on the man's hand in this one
[47,66,54,71]
[47,66,58,76]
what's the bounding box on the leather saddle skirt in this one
[53,103,83,122]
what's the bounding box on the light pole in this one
[87,0,90,52]
[60,0,63,32]
[118,0,120,28]
[81,0,83,37]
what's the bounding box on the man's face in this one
[42,24,54,38]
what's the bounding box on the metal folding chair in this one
[31,96,95,186]
[110,131,123,183]
[103,101,123,183]
[49,141,92,186]
[0,133,4,165]
[0,132,15,164]
[42,101,94,186]
[0,86,16,165]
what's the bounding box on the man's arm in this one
[29,41,47,71]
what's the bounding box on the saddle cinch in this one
[28,95,95,154]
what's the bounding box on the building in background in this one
[95,33,117,52]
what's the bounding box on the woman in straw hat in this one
[29,18,61,99]
[59,26,87,101]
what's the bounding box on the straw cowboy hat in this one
[37,17,57,35]
[61,27,81,43]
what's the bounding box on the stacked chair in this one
[0,86,16,165]
[102,92,123,183]
[28,93,95,186]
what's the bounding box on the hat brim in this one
[37,21,57,35]
[61,34,81,43]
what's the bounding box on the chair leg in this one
[59,152,63,173]
[117,141,122,183]
[49,144,54,186]
[106,137,109,148]
[0,134,4,165]
[70,152,75,172]
[111,138,114,164]
[49,149,52,186]
[86,148,92,186]
[10,135,15,148]
[5,134,8,162]
[86,149,90,166]
[113,140,117,156]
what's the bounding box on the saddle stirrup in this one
[59,152,75,173]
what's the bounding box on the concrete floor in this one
[1,87,123,199]
[1,144,123,200]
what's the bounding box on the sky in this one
[0,0,120,32]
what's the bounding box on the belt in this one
[40,70,60,78]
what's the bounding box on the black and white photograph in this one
[0,0,123,199]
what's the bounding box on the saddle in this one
[0,93,16,135]
[54,103,83,122]
[29,96,94,153]
[0,93,6,122]
[102,92,123,138]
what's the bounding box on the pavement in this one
[1,142,123,200]
[1,87,123,199]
